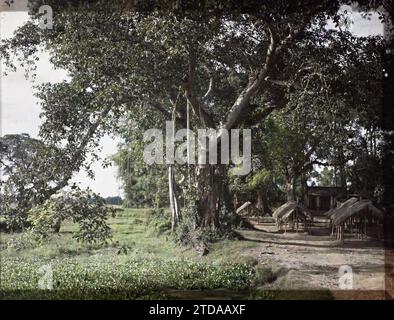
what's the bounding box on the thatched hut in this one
[325,197,359,219]
[236,201,253,215]
[273,201,313,233]
[236,201,264,223]
[328,198,384,241]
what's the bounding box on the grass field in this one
[0,208,287,299]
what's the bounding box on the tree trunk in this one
[194,165,228,229]
[300,174,308,205]
[168,165,179,232]
[256,189,265,224]
[286,176,297,201]
[257,188,267,212]
[256,189,264,214]
[52,218,62,233]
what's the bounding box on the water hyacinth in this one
[0,257,254,299]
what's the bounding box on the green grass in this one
[1,208,192,260]
[1,208,279,299]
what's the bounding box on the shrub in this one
[252,267,277,286]
[28,188,114,244]
[173,215,238,250]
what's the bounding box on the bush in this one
[28,188,114,244]
[2,233,37,252]
[252,267,277,286]
[174,206,237,251]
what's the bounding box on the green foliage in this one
[113,132,169,208]
[28,200,60,242]
[348,153,383,200]
[317,167,336,187]
[0,232,37,252]
[0,208,304,299]
[1,257,254,299]
[248,169,272,190]
[28,189,114,244]
[252,267,277,286]
[0,0,386,230]
[145,207,172,236]
[173,208,238,249]
[0,134,69,230]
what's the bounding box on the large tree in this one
[0,0,387,230]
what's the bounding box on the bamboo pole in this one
[341,224,344,243]
[363,216,367,240]
[331,222,334,237]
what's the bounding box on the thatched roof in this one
[273,201,312,223]
[236,201,252,214]
[331,199,384,225]
[325,197,359,218]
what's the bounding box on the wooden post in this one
[331,224,335,237]
[341,224,344,243]
[364,216,367,240]
[349,218,353,235]
[358,219,361,239]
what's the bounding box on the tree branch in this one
[242,100,281,126]
[45,104,113,197]
[201,64,214,102]
[183,53,216,128]
[223,22,277,130]
[149,101,172,118]
[222,10,319,130]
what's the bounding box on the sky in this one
[0,6,383,197]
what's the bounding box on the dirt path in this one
[237,218,386,292]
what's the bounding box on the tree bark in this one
[194,165,228,229]
[286,176,297,201]
[168,165,179,232]
[52,217,62,233]
[256,189,265,215]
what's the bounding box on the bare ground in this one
[237,217,387,293]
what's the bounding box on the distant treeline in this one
[104,196,123,206]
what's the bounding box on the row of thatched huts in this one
[236,192,384,242]
[269,197,384,241]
